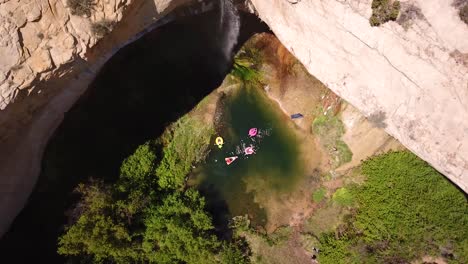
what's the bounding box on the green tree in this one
[142,189,220,264]
[57,182,141,263]
[221,243,250,264]
[118,142,157,192]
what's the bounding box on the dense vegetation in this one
[370,0,401,26]
[57,116,248,263]
[318,151,468,263]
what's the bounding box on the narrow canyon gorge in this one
[0,0,467,263]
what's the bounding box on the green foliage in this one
[142,189,220,264]
[312,112,353,167]
[460,5,468,25]
[58,114,250,263]
[312,187,327,203]
[335,140,353,166]
[318,151,468,263]
[232,62,260,82]
[67,0,94,17]
[220,241,251,264]
[318,232,354,264]
[156,116,213,189]
[229,215,251,232]
[231,47,263,82]
[370,0,401,26]
[265,226,292,246]
[57,182,141,263]
[91,20,114,38]
[118,142,157,191]
[332,187,354,207]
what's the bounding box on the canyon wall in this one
[250,0,468,192]
[0,0,207,236]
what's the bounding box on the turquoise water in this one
[196,85,304,227]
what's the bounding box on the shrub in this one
[229,215,251,232]
[231,47,263,82]
[312,188,327,203]
[318,151,468,263]
[460,4,468,25]
[367,110,387,128]
[266,226,292,246]
[67,0,94,17]
[91,20,114,38]
[312,112,353,167]
[156,116,213,189]
[369,0,401,26]
[332,187,354,206]
[397,3,424,29]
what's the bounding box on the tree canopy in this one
[58,116,249,263]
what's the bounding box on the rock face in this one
[0,0,203,236]
[249,0,468,192]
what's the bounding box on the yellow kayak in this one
[215,137,224,148]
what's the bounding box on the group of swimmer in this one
[215,128,259,165]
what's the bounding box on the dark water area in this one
[0,10,270,263]
[195,85,303,231]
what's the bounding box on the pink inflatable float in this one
[248,128,258,137]
[244,146,255,155]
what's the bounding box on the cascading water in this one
[219,0,241,62]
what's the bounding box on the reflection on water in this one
[195,85,304,228]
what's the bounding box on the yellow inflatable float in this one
[215,136,224,148]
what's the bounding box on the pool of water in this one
[195,84,304,228]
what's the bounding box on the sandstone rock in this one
[49,33,76,65]
[27,49,53,73]
[0,16,21,73]
[22,0,42,22]
[250,0,468,192]
[11,7,27,28]
[0,0,196,237]
[19,21,42,54]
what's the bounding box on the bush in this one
[460,5,468,25]
[318,151,468,263]
[91,20,114,38]
[232,47,263,82]
[229,215,251,232]
[67,0,94,17]
[156,116,213,189]
[369,0,401,26]
[266,226,292,246]
[312,188,327,203]
[332,188,354,207]
[312,112,353,167]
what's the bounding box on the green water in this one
[196,85,304,227]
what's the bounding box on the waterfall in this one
[219,0,240,62]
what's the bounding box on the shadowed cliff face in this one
[0,10,269,263]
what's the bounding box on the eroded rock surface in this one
[0,0,199,236]
[250,0,468,192]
